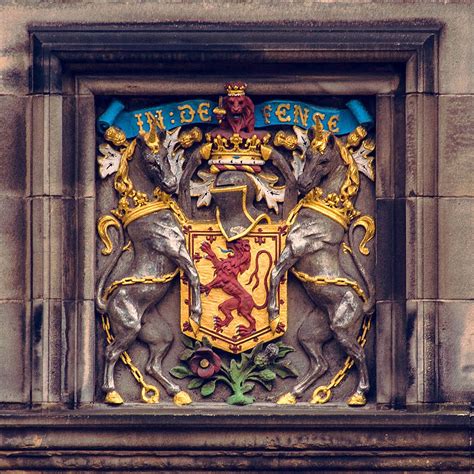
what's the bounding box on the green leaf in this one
[256,369,276,381]
[238,352,252,370]
[201,379,217,397]
[179,348,195,361]
[182,336,195,349]
[242,382,255,394]
[253,378,273,391]
[273,361,299,378]
[275,342,295,359]
[229,358,240,382]
[170,366,192,379]
[188,378,204,389]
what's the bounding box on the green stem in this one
[215,374,233,389]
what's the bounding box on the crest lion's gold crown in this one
[225,82,247,96]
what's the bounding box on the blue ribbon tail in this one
[346,100,373,129]
[97,99,125,134]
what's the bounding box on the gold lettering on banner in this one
[262,104,273,124]
[275,103,291,123]
[328,115,340,133]
[197,102,212,122]
[154,110,165,130]
[293,105,309,127]
[178,104,196,124]
[312,112,326,127]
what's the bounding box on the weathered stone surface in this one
[406,198,438,300]
[0,408,470,471]
[438,198,474,299]
[30,197,76,300]
[405,94,437,197]
[0,95,27,196]
[0,2,472,94]
[438,301,474,402]
[438,95,474,197]
[29,96,76,198]
[0,302,28,402]
[406,300,438,404]
[0,196,25,300]
[0,4,471,470]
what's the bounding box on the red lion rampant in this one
[200,239,272,337]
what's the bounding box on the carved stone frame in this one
[18,23,469,470]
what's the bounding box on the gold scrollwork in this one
[352,215,375,256]
[97,215,122,256]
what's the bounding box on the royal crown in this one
[225,82,247,97]
[205,133,271,174]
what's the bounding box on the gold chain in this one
[290,268,368,303]
[286,199,304,227]
[290,268,371,404]
[103,270,179,301]
[101,269,179,403]
[168,199,188,226]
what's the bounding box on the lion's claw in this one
[236,325,256,338]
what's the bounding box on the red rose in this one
[189,347,222,378]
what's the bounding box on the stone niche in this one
[3,24,469,472]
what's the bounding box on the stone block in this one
[76,300,96,405]
[406,300,438,403]
[76,95,96,198]
[77,197,95,301]
[0,196,25,300]
[438,198,474,299]
[29,95,76,198]
[375,301,406,406]
[30,197,77,300]
[405,94,437,197]
[0,95,27,197]
[438,95,474,197]
[438,301,474,402]
[0,302,28,402]
[405,198,438,300]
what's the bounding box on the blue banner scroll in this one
[98,98,373,138]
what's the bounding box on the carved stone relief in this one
[95,83,376,407]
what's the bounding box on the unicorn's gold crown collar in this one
[299,188,360,230]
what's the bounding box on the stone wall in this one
[0,1,472,470]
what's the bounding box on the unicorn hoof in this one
[174,390,192,406]
[347,392,367,407]
[105,390,124,405]
[276,392,297,405]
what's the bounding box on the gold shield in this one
[180,222,288,353]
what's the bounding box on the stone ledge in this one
[0,406,470,471]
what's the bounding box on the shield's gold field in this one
[180,223,288,353]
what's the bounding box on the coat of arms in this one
[95,82,376,407]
